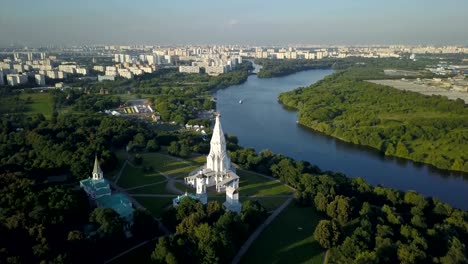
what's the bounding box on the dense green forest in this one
[152,198,267,263]
[254,57,440,79]
[278,62,468,173]
[228,147,468,263]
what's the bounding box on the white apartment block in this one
[205,66,226,76]
[6,74,28,86]
[93,65,105,72]
[76,68,88,75]
[46,70,67,79]
[128,67,143,75]
[58,71,67,79]
[105,70,117,77]
[119,71,134,79]
[0,62,12,70]
[58,65,77,74]
[13,64,24,73]
[40,65,53,71]
[35,74,46,86]
[140,66,154,73]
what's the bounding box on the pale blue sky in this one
[1,0,467,46]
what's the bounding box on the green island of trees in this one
[277,61,468,173]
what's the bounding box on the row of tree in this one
[152,198,267,264]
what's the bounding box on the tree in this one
[241,200,267,232]
[151,237,177,264]
[89,208,124,238]
[146,139,160,152]
[313,220,340,249]
[314,192,329,212]
[326,195,352,226]
[439,237,468,264]
[132,209,159,240]
[134,154,143,165]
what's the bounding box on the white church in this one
[173,113,242,213]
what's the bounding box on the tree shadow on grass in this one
[274,240,324,264]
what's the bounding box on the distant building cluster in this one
[0,52,88,87]
[2,44,468,87]
[179,55,242,76]
[93,53,159,81]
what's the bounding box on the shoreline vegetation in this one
[253,58,468,173]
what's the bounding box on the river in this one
[215,69,468,209]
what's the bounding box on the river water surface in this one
[215,69,468,209]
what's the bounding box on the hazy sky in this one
[1,0,468,46]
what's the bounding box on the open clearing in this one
[241,204,324,264]
[368,79,468,103]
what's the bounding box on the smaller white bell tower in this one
[196,172,207,204]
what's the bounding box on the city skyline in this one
[1,0,468,46]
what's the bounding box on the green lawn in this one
[0,93,54,118]
[134,197,174,218]
[20,93,54,117]
[141,152,198,178]
[174,181,192,193]
[116,164,166,189]
[241,204,325,264]
[250,197,289,211]
[237,169,293,196]
[118,152,202,189]
[128,182,169,194]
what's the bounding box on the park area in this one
[113,151,294,218]
[0,92,54,117]
[241,204,325,264]
[108,151,298,263]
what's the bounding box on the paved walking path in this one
[108,181,171,235]
[124,179,168,191]
[323,249,331,264]
[231,196,294,264]
[104,238,156,264]
[113,160,128,184]
[130,194,177,198]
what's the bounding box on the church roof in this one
[96,193,133,220]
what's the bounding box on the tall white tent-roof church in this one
[174,112,242,213]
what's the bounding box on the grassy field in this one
[117,151,294,220]
[134,197,174,218]
[20,93,54,117]
[241,204,325,264]
[0,93,54,117]
[128,182,169,194]
[116,164,166,189]
[249,197,289,211]
[237,169,293,196]
[110,240,156,264]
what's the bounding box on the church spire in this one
[210,112,226,148]
[92,155,103,180]
[206,112,231,173]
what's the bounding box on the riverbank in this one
[216,68,468,209]
[278,70,468,174]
